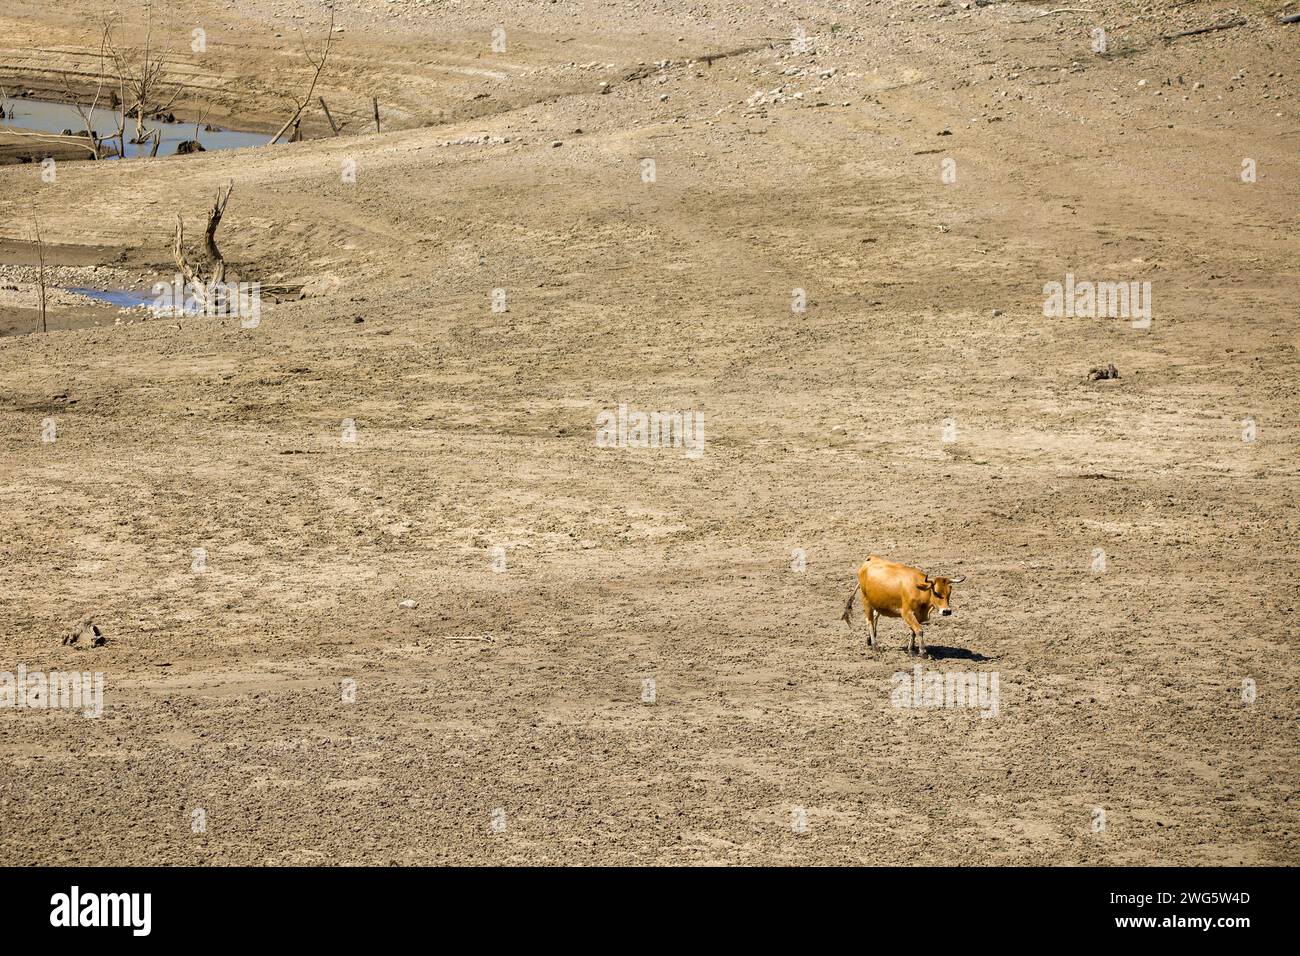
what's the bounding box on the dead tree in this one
[33,212,48,333]
[109,2,183,144]
[58,19,126,158]
[174,181,233,308]
[269,5,337,145]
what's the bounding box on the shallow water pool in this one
[0,98,269,158]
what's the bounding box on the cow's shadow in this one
[921,644,993,662]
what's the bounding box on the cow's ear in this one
[917,579,932,591]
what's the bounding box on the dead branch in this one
[2,77,96,158]
[193,101,213,141]
[0,127,100,159]
[269,5,337,145]
[318,96,341,135]
[1162,18,1247,40]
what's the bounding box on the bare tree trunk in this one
[174,181,233,308]
[33,212,48,333]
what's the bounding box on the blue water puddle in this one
[60,286,195,312]
[63,287,159,309]
[1,99,269,158]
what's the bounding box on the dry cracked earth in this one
[0,0,1297,865]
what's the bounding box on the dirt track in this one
[1,0,1297,865]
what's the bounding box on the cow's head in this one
[918,575,965,616]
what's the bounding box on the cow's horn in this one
[948,574,966,584]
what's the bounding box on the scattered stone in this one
[399,599,418,610]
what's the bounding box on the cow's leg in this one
[866,608,878,648]
[901,608,924,657]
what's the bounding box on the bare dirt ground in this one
[1,0,1297,865]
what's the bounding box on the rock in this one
[63,616,106,648]
[175,140,206,155]
[399,599,418,609]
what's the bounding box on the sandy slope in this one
[0,0,1296,864]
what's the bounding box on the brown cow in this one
[840,556,965,657]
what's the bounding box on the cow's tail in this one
[841,582,860,626]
